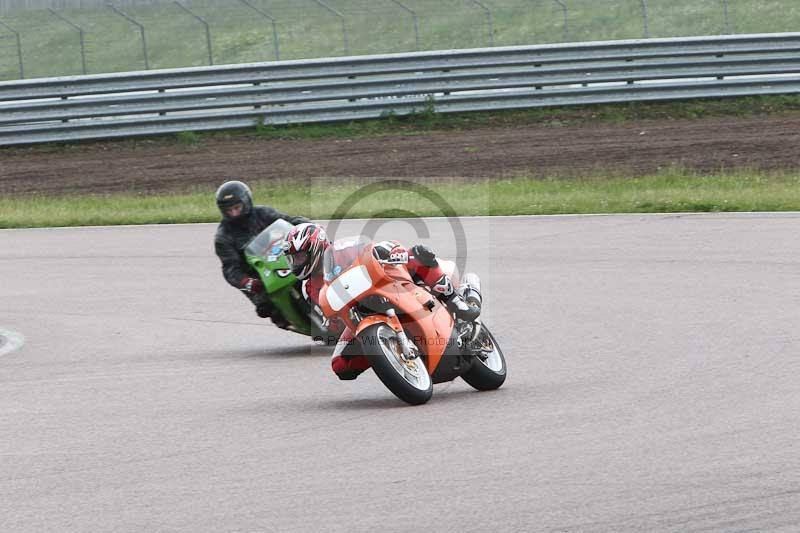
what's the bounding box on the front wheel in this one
[461,325,507,391]
[359,324,432,405]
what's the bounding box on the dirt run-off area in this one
[1,114,799,197]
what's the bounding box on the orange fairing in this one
[319,241,456,374]
[354,314,401,337]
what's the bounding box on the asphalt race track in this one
[1,214,799,532]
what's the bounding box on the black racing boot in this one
[431,273,481,322]
[270,309,291,330]
[445,293,481,322]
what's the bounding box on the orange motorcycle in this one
[318,237,506,405]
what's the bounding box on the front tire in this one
[461,325,507,391]
[359,324,433,405]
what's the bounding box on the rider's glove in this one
[240,277,264,295]
[410,244,437,267]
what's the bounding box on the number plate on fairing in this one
[326,266,373,312]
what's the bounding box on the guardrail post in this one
[236,0,280,61]
[722,0,731,34]
[389,0,420,51]
[47,8,87,74]
[174,1,213,65]
[0,18,23,78]
[312,0,349,55]
[106,3,149,70]
[469,0,494,47]
[552,0,568,42]
[640,0,650,38]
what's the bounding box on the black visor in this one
[287,250,309,267]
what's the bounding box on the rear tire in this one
[462,325,507,391]
[359,324,433,405]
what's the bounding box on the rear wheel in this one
[359,324,432,405]
[461,325,507,391]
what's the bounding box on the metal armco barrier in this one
[2,33,800,146]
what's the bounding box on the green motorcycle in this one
[243,219,329,341]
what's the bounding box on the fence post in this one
[47,8,87,74]
[106,3,149,69]
[552,0,568,42]
[640,0,650,38]
[312,0,349,55]
[722,0,731,34]
[0,18,23,78]
[470,0,494,47]
[237,0,280,61]
[173,1,213,65]
[389,0,419,51]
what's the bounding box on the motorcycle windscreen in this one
[243,219,294,261]
[243,220,295,291]
[323,236,370,282]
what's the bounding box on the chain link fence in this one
[1,0,799,80]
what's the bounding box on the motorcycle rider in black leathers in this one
[213,180,310,327]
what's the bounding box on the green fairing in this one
[244,219,315,336]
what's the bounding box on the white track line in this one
[0,328,25,357]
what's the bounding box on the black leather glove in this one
[240,276,264,295]
[411,244,437,267]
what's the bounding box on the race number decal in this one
[389,247,409,264]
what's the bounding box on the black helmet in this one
[215,180,253,221]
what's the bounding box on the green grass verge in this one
[1,0,799,81]
[2,170,799,229]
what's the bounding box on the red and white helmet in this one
[283,223,330,280]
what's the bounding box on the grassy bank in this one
[2,171,799,229]
[2,0,799,80]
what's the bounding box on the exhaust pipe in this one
[460,272,482,310]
